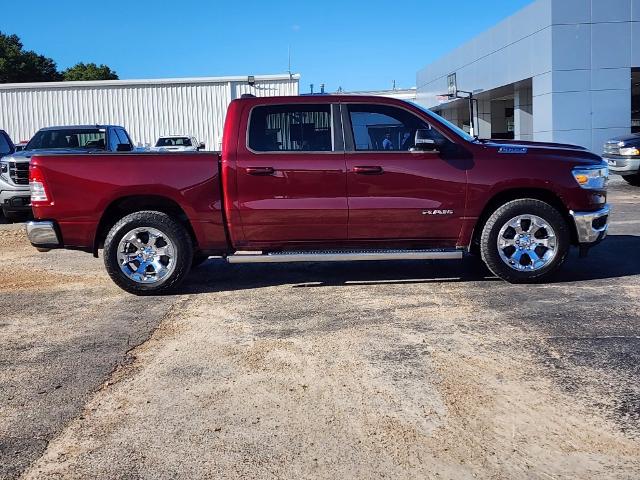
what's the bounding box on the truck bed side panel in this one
[31,152,227,251]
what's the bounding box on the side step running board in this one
[226,249,463,264]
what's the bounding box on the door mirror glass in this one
[413,129,439,151]
[198,142,206,151]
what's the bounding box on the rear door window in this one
[248,104,333,152]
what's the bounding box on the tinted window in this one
[0,133,12,156]
[106,129,119,151]
[249,104,332,152]
[348,104,445,151]
[26,128,106,150]
[116,128,131,146]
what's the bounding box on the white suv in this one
[152,135,205,152]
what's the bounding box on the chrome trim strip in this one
[226,250,463,264]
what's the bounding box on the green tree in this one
[62,62,118,81]
[0,31,61,83]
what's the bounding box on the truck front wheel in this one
[480,199,570,283]
[103,211,193,295]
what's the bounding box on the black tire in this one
[192,253,210,268]
[103,211,193,295]
[622,174,640,187]
[2,209,28,223]
[480,199,570,284]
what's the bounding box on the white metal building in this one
[0,74,300,150]
[416,0,640,153]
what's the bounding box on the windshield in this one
[26,128,106,150]
[408,102,476,143]
[156,137,192,147]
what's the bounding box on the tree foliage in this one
[62,63,118,81]
[0,31,118,83]
[0,32,61,83]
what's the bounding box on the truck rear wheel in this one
[103,211,193,295]
[622,173,640,186]
[480,199,570,284]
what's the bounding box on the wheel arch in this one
[469,188,577,255]
[93,195,198,257]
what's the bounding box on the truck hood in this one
[6,148,104,162]
[481,139,603,166]
[604,133,640,146]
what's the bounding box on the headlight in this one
[0,160,8,180]
[619,146,640,156]
[572,164,609,190]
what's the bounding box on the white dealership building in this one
[0,74,299,150]
[416,0,640,153]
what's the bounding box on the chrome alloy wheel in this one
[497,215,558,272]
[116,227,176,284]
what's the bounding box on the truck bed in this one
[30,152,228,253]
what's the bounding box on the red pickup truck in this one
[26,95,610,295]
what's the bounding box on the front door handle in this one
[353,166,384,175]
[246,166,275,176]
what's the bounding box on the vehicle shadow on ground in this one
[550,234,640,283]
[179,235,640,294]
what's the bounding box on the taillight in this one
[29,164,50,203]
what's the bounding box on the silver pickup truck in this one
[603,133,640,187]
[0,125,134,221]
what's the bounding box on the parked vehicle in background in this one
[0,125,133,221]
[603,133,640,186]
[0,130,15,159]
[0,130,16,219]
[152,135,205,152]
[27,95,610,294]
[14,141,29,152]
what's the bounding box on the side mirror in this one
[412,129,438,152]
[116,143,133,152]
[198,142,206,151]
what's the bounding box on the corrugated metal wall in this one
[0,75,299,151]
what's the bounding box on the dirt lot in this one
[1,178,639,479]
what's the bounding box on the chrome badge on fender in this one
[422,210,454,216]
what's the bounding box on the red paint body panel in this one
[31,95,604,255]
[345,151,467,245]
[232,100,348,246]
[31,153,227,251]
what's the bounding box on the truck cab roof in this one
[37,125,124,131]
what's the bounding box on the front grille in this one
[603,141,621,156]
[9,161,29,185]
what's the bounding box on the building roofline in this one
[343,87,417,95]
[0,73,301,90]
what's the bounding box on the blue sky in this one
[4,0,533,92]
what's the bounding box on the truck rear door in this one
[343,103,467,245]
[234,102,347,247]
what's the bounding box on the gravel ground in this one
[1,178,639,479]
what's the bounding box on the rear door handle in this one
[353,166,384,175]
[246,166,275,176]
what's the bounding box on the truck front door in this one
[343,103,468,246]
[235,103,347,247]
